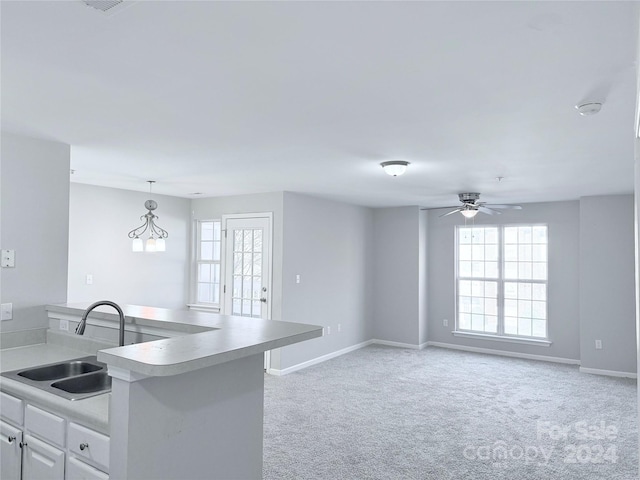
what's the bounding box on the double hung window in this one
[194,220,222,307]
[456,225,548,339]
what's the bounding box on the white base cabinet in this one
[1,421,23,480]
[0,392,109,480]
[22,434,65,480]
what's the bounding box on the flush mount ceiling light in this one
[380,160,410,176]
[128,181,168,253]
[575,102,602,116]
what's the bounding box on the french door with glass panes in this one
[221,214,271,320]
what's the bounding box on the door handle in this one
[260,298,267,303]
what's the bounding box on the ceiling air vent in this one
[82,1,123,12]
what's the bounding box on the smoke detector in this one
[83,1,122,11]
[575,102,602,116]
[82,1,135,16]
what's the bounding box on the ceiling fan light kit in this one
[380,160,410,176]
[460,208,479,219]
[438,192,523,218]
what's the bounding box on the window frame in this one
[189,219,222,311]
[454,223,549,341]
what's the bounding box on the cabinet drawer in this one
[67,456,109,480]
[25,404,66,447]
[68,422,110,472]
[0,391,23,425]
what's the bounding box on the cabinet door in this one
[22,434,64,480]
[67,456,109,480]
[1,420,23,480]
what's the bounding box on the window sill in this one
[187,304,220,313]
[452,331,552,347]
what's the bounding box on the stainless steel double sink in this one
[1,356,111,401]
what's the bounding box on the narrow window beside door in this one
[195,220,222,307]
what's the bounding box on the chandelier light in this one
[128,181,168,252]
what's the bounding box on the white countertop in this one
[0,343,110,434]
[47,303,323,377]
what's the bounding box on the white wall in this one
[428,201,581,361]
[419,209,428,345]
[580,195,636,373]
[636,136,640,471]
[371,207,425,346]
[67,183,191,309]
[1,133,70,332]
[634,23,640,471]
[279,192,373,370]
[191,191,284,321]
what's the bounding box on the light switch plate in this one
[1,303,13,321]
[1,250,15,268]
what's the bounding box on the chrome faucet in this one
[75,300,126,347]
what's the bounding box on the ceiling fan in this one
[439,193,522,218]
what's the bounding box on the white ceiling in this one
[2,1,638,208]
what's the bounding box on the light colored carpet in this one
[263,345,637,480]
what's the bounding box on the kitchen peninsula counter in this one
[46,303,323,377]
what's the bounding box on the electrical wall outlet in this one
[296,274,301,284]
[326,326,331,335]
[1,303,13,321]
[443,319,449,327]
[337,323,341,333]
[1,250,15,268]
[60,319,69,331]
[86,274,93,285]
[595,339,602,350]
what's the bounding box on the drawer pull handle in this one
[19,441,26,448]
[7,435,15,443]
[80,442,89,451]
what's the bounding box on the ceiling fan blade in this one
[421,205,460,211]
[478,206,501,215]
[483,204,522,210]
[439,208,463,217]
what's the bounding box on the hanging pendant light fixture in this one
[128,181,168,252]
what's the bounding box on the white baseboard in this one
[269,339,429,376]
[579,367,637,379]
[268,340,374,376]
[426,341,580,365]
[268,338,634,379]
[371,339,428,350]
